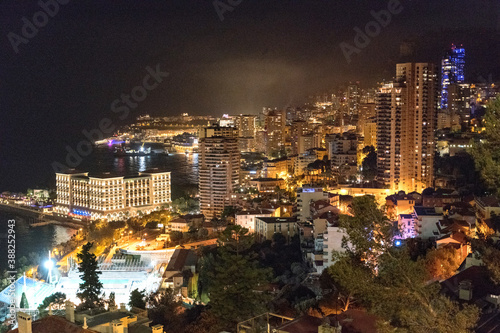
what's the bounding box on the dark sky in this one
[0,0,499,191]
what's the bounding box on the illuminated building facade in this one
[199,135,240,220]
[377,63,438,193]
[265,110,286,156]
[55,169,171,220]
[441,45,465,109]
[235,114,256,138]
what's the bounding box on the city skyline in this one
[2,2,500,332]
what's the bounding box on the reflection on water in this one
[0,147,199,271]
[0,212,77,271]
[80,147,199,199]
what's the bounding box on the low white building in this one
[235,209,277,233]
[413,206,443,240]
[321,223,347,270]
[297,187,332,222]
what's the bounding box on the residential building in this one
[265,110,286,156]
[385,191,421,217]
[291,120,309,155]
[235,209,277,233]
[363,120,377,148]
[11,311,98,333]
[160,249,197,292]
[397,213,417,239]
[198,125,238,139]
[255,217,297,242]
[413,206,443,239]
[321,220,347,270]
[199,135,240,220]
[249,178,285,193]
[264,157,289,179]
[297,134,315,155]
[235,114,256,138]
[377,63,438,193]
[422,189,460,212]
[55,169,171,220]
[441,45,465,110]
[475,196,500,221]
[296,187,332,222]
[169,217,190,232]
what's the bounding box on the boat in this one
[114,143,152,156]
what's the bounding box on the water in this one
[79,146,199,199]
[0,211,77,271]
[0,146,199,271]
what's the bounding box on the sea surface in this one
[0,211,77,271]
[0,146,199,271]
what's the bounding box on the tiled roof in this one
[8,315,98,333]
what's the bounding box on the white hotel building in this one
[55,169,171,220]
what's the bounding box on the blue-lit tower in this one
[441,44,465,109]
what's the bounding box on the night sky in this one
[0,0,499,192]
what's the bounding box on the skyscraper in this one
[377,63,438,193]
[441,45,465,109]
[265,110,286,156]
[235,115,256,138]
[199,130,240,220]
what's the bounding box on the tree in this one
[188,273,199,299]
[470,97,500,195]
[338,195,394,267]
[361,146,377,182]
[19,292,29,309]
[170,231,183,243]
[328,196,480,332]
[208,241,271,326]
[218,225,253,255]
[184,310,222,333]
[471,238,500,285]
[76,242,103,310]
[108,292,116,309]
[38,292,66,318]
[220,205,237,220]
[326,254,372,311]
[129,288,146,309]
[147,289,182,331]
[425,247,462,281]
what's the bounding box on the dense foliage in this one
[471,97,500,195]
[328,196,480,332]
[76,242,103,310]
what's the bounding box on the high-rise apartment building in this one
[441,45,465,109]
[265,110,286,156]
[199,131,240,220]
[327,132,360,180]
[346,83,360,115]
[291,120,309,155]
[55,169,171,220]
[198,125,239,139]
[235,115,256,138]
[377,63,438,193]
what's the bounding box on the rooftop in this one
[8,315,97,333]
[414,206,442,216]
[250,177,285,182]
[256,217,297,224]
[86,311,131,327]
[476,196,500,208]
[165,249,197,273]
[236,209,275,216]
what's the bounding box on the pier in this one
[0,202,86,229]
